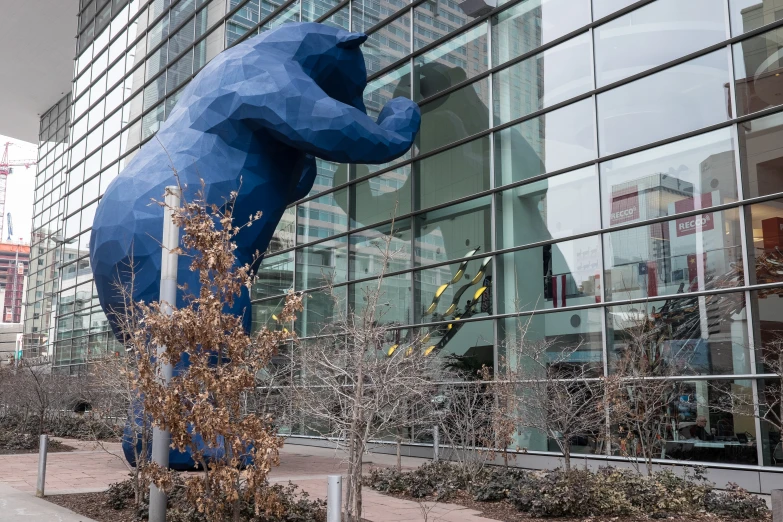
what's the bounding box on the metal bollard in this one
[36,434,47,498]
[433,425,439,462]
[772,489,783,522]
[327,475,342,522]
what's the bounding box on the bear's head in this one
[251,22,370,113]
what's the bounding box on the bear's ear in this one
[337,32,368,49]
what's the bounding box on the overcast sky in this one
[0,134,37,244]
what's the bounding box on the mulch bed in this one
[46,490,139,522]
[381,490,768,522]
[0,441,76,455]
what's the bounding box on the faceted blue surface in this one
[90,22,421,338]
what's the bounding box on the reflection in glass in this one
[592,0,634,20]
[297,189,348,244]
[746,198,783,287]
[266,206,295,254]
[351,167,411,228]
[729,0,783,36]
[361,13,410,75]
[252,296,286,332]
[759,378,783,466]
[413,0,473,50]
[497,166,600,248]
[301,0,340,21]
[415,257,493,325]
[297,285,347,337]
[607,292,750,376]
[497,236,603,313]
[604,208,744,301]
[493,32,592,125]
[414,24,488,102]
[350,219,411,278]
[296,236,348,290]
[494,99,597,187]
[306,159,340,198]
[751,288,783,376]
[415,136,490,210]
[597,50,731,156]
[499,309,604,375]
[740,112,783,199]
[418,78,489,155]
[252,251,293,300]
[491,0,591,68]
[415,196,491,267]
[600,128,738,227]
[351,272,412,326]
[733,26,783,116]
[594,0,726,87]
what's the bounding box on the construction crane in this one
[0,142,35,241]
[6,213,12,242]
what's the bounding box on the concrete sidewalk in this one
[0,439,497,521]
[0,483,97,521]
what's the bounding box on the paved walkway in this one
[0,483,97,521]
[0,439,496,521]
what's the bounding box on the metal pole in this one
[327,475,342,522]
[149,186,181,522]
[36,434,47,498]
[433,425,439,462]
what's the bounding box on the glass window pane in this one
[297,285,347,337]
[414,24,488,102]
[597,50,731,156]
[496,166,600,249]
[301,0,340,21]
[604,208,744,301]
[497,236,603,313]
[594,0,727,87]
[592,0,634,20]
[733,26,783,117]
[415,256,493,323]
[418,318,494,369]
[740,111,783,199]
[261,0,300,30]
[418,77,489,155]
[752,290,783,373]
[415,136,490,210]
[252,251,293,300]
[352,272,412,326]
[491,0,591,68]
[746,198,783,286]
[305,159,341,198]
[607,292,751,376]
[413,0,474,50]
[499,309,604,376]
[729,0,783,36]
[759,378,783,466]
[495,98,597,187]
[493,32,592,126]
[266,206,295,254]
[601,128,738,228]
[351,166,411,228]
[415,196,491,267]
[297,236,349,290]
[350,219,411,278]
[362,13,410,76]
[297,189,348,244]
[226,0,259,46]
[321,4,349,29]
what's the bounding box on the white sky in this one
[0,134,38,244]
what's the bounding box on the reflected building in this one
[15,0,783,475]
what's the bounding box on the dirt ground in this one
[46,490,139,522]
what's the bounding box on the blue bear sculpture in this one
[90,22,421,337]
[89,22,421,468]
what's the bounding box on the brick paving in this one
[0,439,497,521]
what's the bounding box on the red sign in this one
[610,187,639,225]
[674,193,714,237]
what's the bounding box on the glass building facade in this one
[23,0,783,469]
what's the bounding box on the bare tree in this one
[489,314,607,472]
[606,310,685,475]
[432,379,496,488]
[290,224,437,522]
